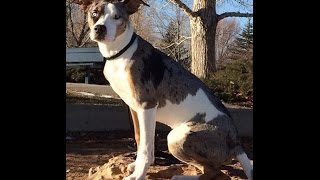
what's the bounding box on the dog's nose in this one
[94,25,106,34]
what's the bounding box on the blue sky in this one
[216,0,253,28]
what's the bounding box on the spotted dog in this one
[73,0,253,179]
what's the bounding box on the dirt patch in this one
[66,131,253,180]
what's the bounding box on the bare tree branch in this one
[67,3,80,45]
[234,0,253,7]
[217,12,253,21]
[66,0,92,47]
[79,33,91,47]
[150,6,170,38]
[169,0,196,18]
[156,36,191,50]
[77,14,90,46]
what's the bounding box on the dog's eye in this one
[91,11,98,17]
[113,15,121,20]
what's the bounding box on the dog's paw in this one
[127,161,136,173]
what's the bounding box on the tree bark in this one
[190,0,217,78]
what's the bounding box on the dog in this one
[73,0,253,179]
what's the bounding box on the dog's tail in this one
[236,151,253,180]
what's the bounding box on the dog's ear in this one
[72,0,94,12]
[121,0,149,15]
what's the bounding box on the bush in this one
[66,66,108,85]
[202,59,253,107]
[89,68,108,85]
[66,67,86,83]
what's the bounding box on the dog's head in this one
[73,0,148,42]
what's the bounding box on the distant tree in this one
[160,21,191,70]
[66,0,94,48]
[230,18,253,60]
[129,0,155,42]
[215,18,240,68]
[237,19,253,50]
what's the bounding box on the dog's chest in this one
[103,59,137,108]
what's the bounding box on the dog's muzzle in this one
[94,25,106,34]
[93,25,107,41]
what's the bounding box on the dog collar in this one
[104,33,137,61]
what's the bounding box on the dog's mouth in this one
[93,33,106,42]
[93,34,115,42]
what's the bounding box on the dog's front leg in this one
[125,107,157,180]
[127,108,140,173]
[129,108,140,149]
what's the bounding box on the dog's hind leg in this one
[168,120,239,180]
[167,123,217,180]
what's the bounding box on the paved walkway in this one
[67,83,120,98]
[66,83,253,136]
[66,83,251,109]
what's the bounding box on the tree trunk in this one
[191,0,217,79]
